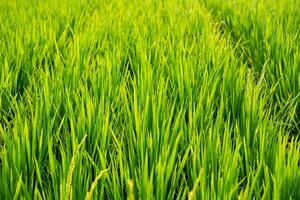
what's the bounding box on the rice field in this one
[0,0,300,199]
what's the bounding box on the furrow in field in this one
[202,0,300,135]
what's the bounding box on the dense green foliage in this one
[0,0,299,199]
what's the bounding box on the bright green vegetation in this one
[0,0,299,199]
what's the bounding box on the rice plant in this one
[0,0,299,199]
